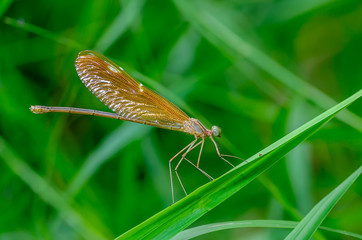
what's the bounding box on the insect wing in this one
[75,50,190,131]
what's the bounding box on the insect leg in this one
[209,136,244,167]
[196,137,205,168]
[184,158,213,181]
[169,138,198,204]
[173,138,200,198]
[175,138,202,170]
[177,137,213,183]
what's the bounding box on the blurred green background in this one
[1,0,361,239]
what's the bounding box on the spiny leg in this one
[169,138,198,204]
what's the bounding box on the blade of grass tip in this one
[115,91,361,239]
[285,165,362,240]
[0,137,108,240]
[94,0,146,52]
[173,0,362,132]
[172,220,362,240]
[0,0,13,18]
[65,123,151,199]
[3,17,83,50]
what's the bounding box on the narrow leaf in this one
[285,166,362,240]
[172,220,362,240]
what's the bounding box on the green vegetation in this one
[1,0,361,239]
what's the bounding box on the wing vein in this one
[75,50,191,132]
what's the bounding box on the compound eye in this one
[211,126,221,137]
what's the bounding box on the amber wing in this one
[75,50,190,132]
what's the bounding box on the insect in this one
[31,50,240,203]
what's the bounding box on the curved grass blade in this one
[172,220,362,240]
[115,90,361,239]
[285,166,362,240]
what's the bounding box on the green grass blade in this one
[258,175,303,220]
[265,0,334,22]
[4,17,83,49]
[172,220,362,240]
[286,99,314,214]
[142,134,170,205]
[94,0,145,52]
[0,0,13,18]
[174,0,362,132]
[0,137,108,240]
[115,90,361,239]
[285,165,362,240]
[65,123,151,199]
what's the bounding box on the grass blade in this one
[4,17,83,49]
[94,0,145,52]
[285,165,362,240]
[65,123,151,199]
[0,137,108,240]
[115,90,361,239]
[265,0,334,22]
[172,220,362,240]
[0,0,13,18]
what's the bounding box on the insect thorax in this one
[183,118,208,137]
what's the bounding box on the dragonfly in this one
[30,50,240,203]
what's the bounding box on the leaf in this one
[172,220,362,240]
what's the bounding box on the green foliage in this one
[1,0,361,239]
